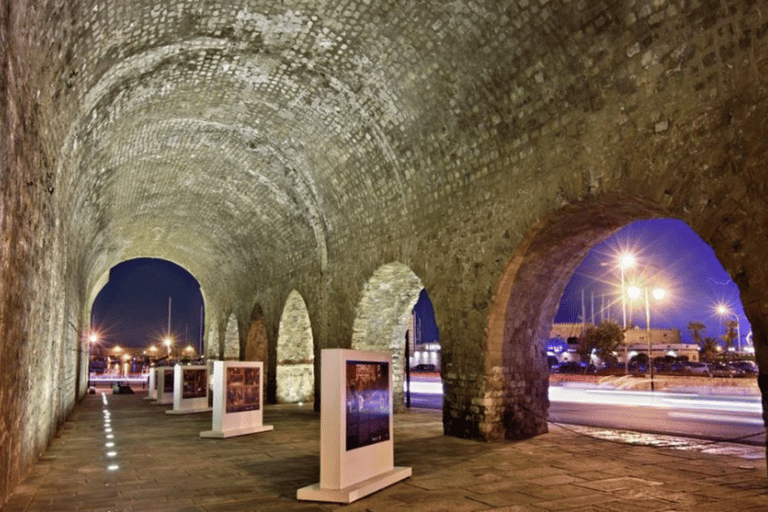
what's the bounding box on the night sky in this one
[413,289,440,344]
[91,258,204,350]
[554,219,751,347]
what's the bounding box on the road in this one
[405,377,765,446]
[549,385,765,446]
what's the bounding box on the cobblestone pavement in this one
[4,390,768,511]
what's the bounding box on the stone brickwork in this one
[276,290,314,403]
[4,0,768,505]
[351,263,423,412]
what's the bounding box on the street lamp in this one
[618,253,635,373]
[628,285,666,391]
[88,333,99,389]
[716,305,741,355]
[164,337,173,358]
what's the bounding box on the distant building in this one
[548,323,699,363]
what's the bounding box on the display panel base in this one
[166,406,212,415]
[199,424,274,438]
[297,466,411,504]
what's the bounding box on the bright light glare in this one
[627,286,641,299]
[403,381,443,394]
[107,465,119,471]
[89,333,99,343]
[106,451,117,457]
[104,428,112,433]
[106,434,114,439]
[619,254,636,268]
[652,288,666,300]
[549,387,763,413]
[105,442,114,447]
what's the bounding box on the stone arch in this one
[351,262,424,412]
[276,291,315,403]
[244,303,269,363]
[485,194,667,440]
[223,313,240,360]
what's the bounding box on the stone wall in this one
[4,0,768,505]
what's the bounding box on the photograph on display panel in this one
[182,368,207,399]
[164,370,174,391]
[226,366,261,413]
[345,361,390,451]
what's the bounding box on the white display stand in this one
[200,361,273,438]
[297,349,411,504]
[166,365,212,415]
[144,367,157,401]
[153,367,175,405]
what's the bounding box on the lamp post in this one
[628,286,666,391]
[716,305,741,355]
[619,254,635,373]
[164,337,173,359]
[88,333,99,389]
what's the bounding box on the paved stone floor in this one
[4,390,768,511]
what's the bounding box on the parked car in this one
[683,362,711,376]
[709,362,737,377]
[730,361,758,375]
[412,363,436,372]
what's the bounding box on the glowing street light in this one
[607,253,636,374]
[716,304,741,354]
[164,337,173,357]
[628,285,666,391]
[618,253,636,329]
[87,333,99,389]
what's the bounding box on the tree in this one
[578,320,623,364]
[721,320,738,354]
[687,321,706,346]
[700,337,719,362]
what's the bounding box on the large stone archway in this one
[276,290,314,403]
[480,195,667,440]
[351,262,424,413]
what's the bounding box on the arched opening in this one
[223,313,240,360]
[486,195,666,440]
[546,218,755,438]
[486,195,756,442]
[407,289,442,409]
[351,262,425,412]
[551,218,753,371]
[90,258,205,383]
[276,290,315,403]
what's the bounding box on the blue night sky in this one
[554,219,751,347]
[91,258,204,350]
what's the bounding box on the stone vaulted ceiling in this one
[53,0,495,307]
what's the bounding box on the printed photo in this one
[346,361,390,450]
[182,368,207,399]
[163,370,174,392]
[226,366,261,413]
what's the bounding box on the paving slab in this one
[3,391,768,511]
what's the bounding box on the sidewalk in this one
[4,390,768,511]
